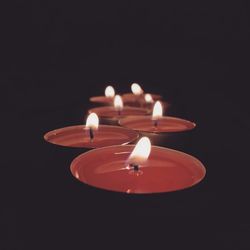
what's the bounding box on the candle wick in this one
[129,163,139,172]
[89,127,94,141]
[153,119,158,128]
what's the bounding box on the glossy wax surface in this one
[119,115,196,133]
[88,106,149,119]
[70,145,206,193]
[44,125,139,148]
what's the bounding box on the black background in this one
[3,1,250,249]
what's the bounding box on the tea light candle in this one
[122,83,162,105]
[119,101,196,133]
[44,113,139,148]
[70,137,206,194]
[88,95,149,120]
[144,93,154,104]
[89,85,116,104]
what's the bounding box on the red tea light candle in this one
[119,101,196,133]
[122,83,162,105]
[44,113,139,148]
[131,82,144,95]
[89,85,116,104]
[144,93,154,104]
[140,94,169,113]
[88,95,149,121]
[143,93,166,109]
[70,137,206,194]
[140,93,154,109]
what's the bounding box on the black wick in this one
[153,119,158,128]
[89,127,94,141]
[129,163,139,172]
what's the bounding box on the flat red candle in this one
[88,106,149,119]
[70,145,206,194]
[122,93,162,104]
[89,85,116,105]
[89,96,114,105]
[44,125,139,148]
[126,100,169,111]
[119,115,196,133]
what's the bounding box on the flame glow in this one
[152,101,163,120]
[105,86,115,98]
[131,83,144,95]
[128,137,151,165]
[86,113,99,129]
[144,93,153,103]
[114,95,123,110]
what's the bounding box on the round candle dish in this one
[44,125,139,148]
[88,106,149,121]
[119,115,196,133]
[70,145,206,194]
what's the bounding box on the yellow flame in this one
[86,113,99,129]
[114,95,123,110]
[128,137,151,165]
[144,93,153,103]
[105,85,115,97]
[152,101,163,120]
[131,83,143,95]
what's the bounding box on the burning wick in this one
[152,101,163,128]
[131,83,144,96]
[105,85,115,98]
[86,113,99,142]
[114,95,123,116]
[129,163,139,172]
[89,127,94,141]
[127,137,151,175]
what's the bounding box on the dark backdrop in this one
[3,1,250,249]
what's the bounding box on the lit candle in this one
[126,137,151,176]
[88,95,149,121]
[119,101,196,133]
[114,95,123,116]
[122,83,162,106]
[70,136,206,193]
[85,112,99,141]
[44,113,139,148]
[144,93,154,104]
[131,83,144,96]
[105,85,115,98]
[89,85,116,104]
[152,101,163,127]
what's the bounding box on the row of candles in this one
[44,83,206,194]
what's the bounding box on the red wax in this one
[119,116,196,133]
[122,93,162,104]
[70,145,206,194]
[89,96,114,105]
[88,106,149,119]
[44,125,139,148]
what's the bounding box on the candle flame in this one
[128,137,151,165]
[114,95,123,110]
[144,93,154,103]
[131,83,143,95]
[86,113,99,129]
[152,101,163,120]
[105,85,115,98]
